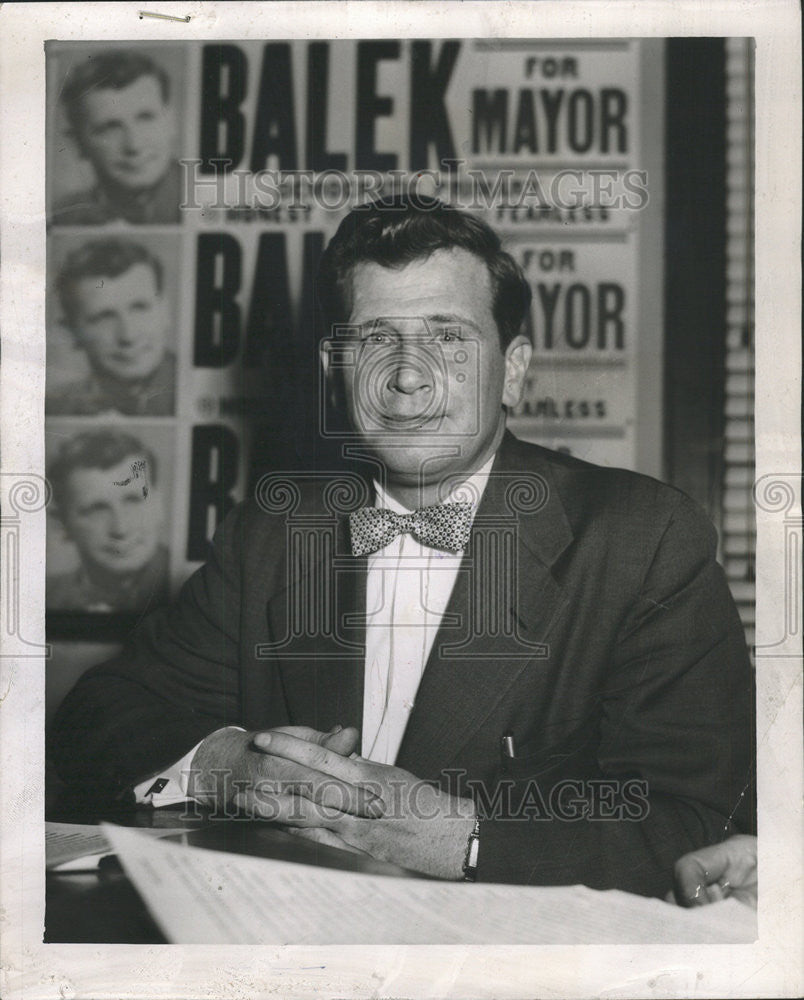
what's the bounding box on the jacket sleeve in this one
[476,493,756,897]
[48,502,252,805]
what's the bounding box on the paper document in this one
[103,823,758,945]
[46,822,188,871]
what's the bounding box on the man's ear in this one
[49,505,74,543]
[320,339,341,410]
[66,126,89,162]
[165,106,178,148]
[501,335,533,408]
[153,293,170,336]
[60,313,85,352]
[320,339,333,380]
[147,485,166,528]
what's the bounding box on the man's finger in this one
[254,731,382,791]
[705,881,727,903]
[674,858,706,905]
[674,854,726,906]
[254,725,360,759]
[285,826,370,856]
[322,726,360,756]
[265,758,384,817]
[234,788,345,828]
[242,740,383,817]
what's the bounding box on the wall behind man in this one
[45,38,750,721]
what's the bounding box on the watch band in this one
[462,816,481,882]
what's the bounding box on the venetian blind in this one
[722,38,755,657]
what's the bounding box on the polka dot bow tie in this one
[348,502,475,557]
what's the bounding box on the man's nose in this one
[121,123,144,154]
[386,344,434,394]
[115,316,137,345]
[107,505,130,538]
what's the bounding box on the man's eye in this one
[365,330,392,344]
[92,124,119,139]
[437,328,462,343]
[78,504,107,517]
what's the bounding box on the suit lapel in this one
[395,433,574,779]
[264,496,367,733]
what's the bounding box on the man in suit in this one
[50,197,754,896]
[51,50,181,226]
[46,238,176,416]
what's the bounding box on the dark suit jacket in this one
[50,160,183,226]
[45,352,177,417]
[50,433,755,897]
[47,544,170,613]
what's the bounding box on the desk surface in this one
[46,807,424,944]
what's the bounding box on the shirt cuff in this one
[132,726,246,807]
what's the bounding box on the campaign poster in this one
[45,38,662,631]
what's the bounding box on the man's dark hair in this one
[61,49,171,131]
[316,196,533,349]
[48,429,158,511]
[56,238,164,325]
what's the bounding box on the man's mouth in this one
[371,395,444,423]
[104,540,143,559]
[117,153,159,176]
[373,410,445,430]
[112,349,149,367]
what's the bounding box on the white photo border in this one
[1,2,800,998]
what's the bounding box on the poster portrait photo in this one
[47,44,186,226]
[45,421,174,614]
[46,232,179,417]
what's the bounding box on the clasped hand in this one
[190,725,475,879]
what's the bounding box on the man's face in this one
[74,75,174,191]
[69,262,168,382]
[59,456,162,577]
[325,247,532,489]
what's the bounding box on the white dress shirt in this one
[361,459,493,763]
[135,457,494,803]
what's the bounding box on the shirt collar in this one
[373,453,496,515]
[91,353,170,407]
